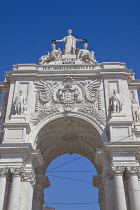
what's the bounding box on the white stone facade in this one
[0,30,140,210]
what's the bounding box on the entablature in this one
[4,62,133,82]
[128,79,140,90]
[0,82,9,92]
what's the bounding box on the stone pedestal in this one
[10,115,26,122]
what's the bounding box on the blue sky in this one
[45,154,99,210]
[0,0,140,209]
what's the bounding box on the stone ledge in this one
[10,115,26,122]
[3,122,31,134]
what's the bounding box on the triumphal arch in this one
[0,29,140,210]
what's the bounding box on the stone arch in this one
[29,112,108,146]
[30,112,109,210]
[28,112,108,173]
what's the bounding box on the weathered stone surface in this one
[0,30,140,210]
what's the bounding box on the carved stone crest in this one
[53,76,83,104]
[31,76,105,125]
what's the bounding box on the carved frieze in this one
[31,76,105,125]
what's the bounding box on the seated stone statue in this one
[39,43,62,64]
[78,43,97,63]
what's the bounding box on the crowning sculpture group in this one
[39,29,97,64]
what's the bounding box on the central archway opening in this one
[34,115,105,210]
[44,153,100,210]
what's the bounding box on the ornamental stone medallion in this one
[0,29,140,210]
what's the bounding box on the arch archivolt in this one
[29,112,108,145]
[28,112,108,172]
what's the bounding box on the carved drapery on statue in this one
[110,90,122,113]
[39,29,97,64]
[39,43,62,64]
[31,76,105,125]
[77,43,97,63]
[131,99,140,123]
[13,90,27,115]
[55,29,83,55]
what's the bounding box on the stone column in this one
[0,168,8,210]
[123,178,131,210]
[103,171,113,210]
[20,172,35,210]
[93,174,106,210]
[112,167,127,210]
[127,167,140,210]
[7,168,22,210]
[32,175,50,210]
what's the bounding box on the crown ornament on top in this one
[39,29,97,64]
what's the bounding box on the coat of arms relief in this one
[31,76,106,125]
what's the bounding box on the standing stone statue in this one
[131,99,140,122]
[78,43,97,63]
[110,90,122,113]
[14,90,26,115]
[55,29,83,55]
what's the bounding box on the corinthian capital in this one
[0,168,9,177]
[111,166,125,176]
[22,171,36,186]
[127,166,140,176]
[10,168,23,176]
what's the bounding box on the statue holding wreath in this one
[54,29,87,55]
